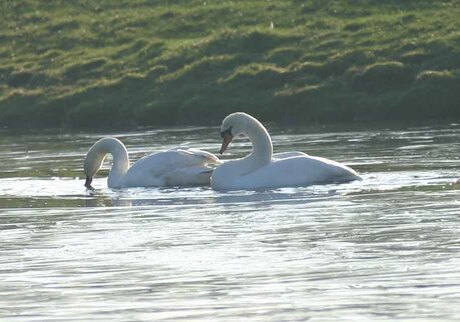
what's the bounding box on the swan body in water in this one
[211,112,361,191]
[84,137,220,188]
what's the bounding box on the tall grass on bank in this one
[1,0,459,128]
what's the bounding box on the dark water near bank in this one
[1,124,459,321]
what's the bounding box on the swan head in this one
[83,146,106,189]
[219,112,252,154]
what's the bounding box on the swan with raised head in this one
[84,137,220,189]
[211,112,361,191]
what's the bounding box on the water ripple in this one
[1,124,460,321]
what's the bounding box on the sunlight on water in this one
[1,124,460,321]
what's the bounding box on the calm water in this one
[1,124,460,321]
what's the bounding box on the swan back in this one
[121,147,221,187]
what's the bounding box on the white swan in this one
[211,112,361,191]
[83,137,220,188]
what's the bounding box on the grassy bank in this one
[1,0,460,128]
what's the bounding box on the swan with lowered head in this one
[84,137,220,188]
[211,112,361,191]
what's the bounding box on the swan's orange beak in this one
[219,133,233,154]
[84,176,94,189]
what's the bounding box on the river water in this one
[1,123,459,321]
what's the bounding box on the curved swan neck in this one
[90,138,130,185]
[244,116,273,164]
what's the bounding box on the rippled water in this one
[1,124,460,321]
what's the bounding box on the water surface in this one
[1,124,460,321]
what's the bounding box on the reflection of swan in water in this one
[84,197,132,207]
[83,137,220,189]
[82,184,344,208]
[84,188,132,207]
[83,183,216,208]
[110,198,132,207]
[211,112,361,191]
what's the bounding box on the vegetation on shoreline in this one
[1,0,459,128]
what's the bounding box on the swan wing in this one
[170,147,222,165]
[248,155,360,188]
[272,151,308,160]
[162,165,213,186]
[212,155,360,191]
[124,148,219,186]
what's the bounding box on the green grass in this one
[1,0,460,128]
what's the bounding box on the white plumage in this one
[84,137,220,188]
[211,112,361,191]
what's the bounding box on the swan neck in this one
[95,138,130,185]
[245,118,272,165]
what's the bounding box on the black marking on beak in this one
[220,126,233,138]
